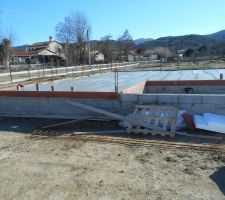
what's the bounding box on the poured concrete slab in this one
[15,69,225,92]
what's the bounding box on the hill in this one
[14,45,28,51]
[138,32,225,56]
[139,34,216,51]
[134,38,153,45]
[206,30,225,41]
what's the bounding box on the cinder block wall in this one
[144,80,225,94]
[0,93,224,119]
[144,85,225,94]
[120,94,225,115]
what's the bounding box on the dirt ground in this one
[0,128,225,200]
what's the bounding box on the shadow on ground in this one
[210,167,225,196]
[0,117,224,145]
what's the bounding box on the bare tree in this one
[0,38,14,68]
[97,34,112,63]
[55,12,91,65]
[0,28,18,68]
[118,29,134,61]
[117,36,123,62]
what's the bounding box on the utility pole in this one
[9,63,13,83]
[166,39,169,63]
[107,37,109,64]
[87,29,91,67]
[66,38,69,73]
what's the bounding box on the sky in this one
[0,0,225,46]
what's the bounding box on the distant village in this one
[12,36,167,67]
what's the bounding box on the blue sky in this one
[1,0,225,45]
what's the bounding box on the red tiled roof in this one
[15,50,31,57]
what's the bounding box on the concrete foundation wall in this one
[144,80,225,94]
[144,85,225,94]
[0,93,225,119]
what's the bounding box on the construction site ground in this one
[0,117,225,200]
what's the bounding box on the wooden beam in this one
[68,101,166,131]
[42,105,132,129]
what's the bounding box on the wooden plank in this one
[70,130,127,135]
[42,105,132,129]
[128,104,178,136]
[69,101,126,121]
[68,101,166,131]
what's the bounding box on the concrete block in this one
[202,95,225,105]
[94,100,121,109]
[192,104,215,114]
[178,95,202,104]
[137,94,158,104]
[158,94,179,104]
[120,94,138,102]
[179,103,216,115]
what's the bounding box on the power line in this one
[0,8,57,23]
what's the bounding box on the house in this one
[91,51,104,63]
[27,37,65,64]
[12,50,31,64]
[148,54,158,60]
[177,49,185,61]
[12,38,65,65]
[119,52,138,62]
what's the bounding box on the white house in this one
[91,51,104,63]
[27,37,65,64]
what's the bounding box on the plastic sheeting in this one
[194,113,225,134]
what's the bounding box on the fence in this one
[0,61,139,87]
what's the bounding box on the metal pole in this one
[51,85,54,92]
[28,64,31,79]
[56,63,58,75]
[107,37,109,64]
[9,63,13,83]
[114,70,116,92]
[166,39,169,64]
[66,38,69,73]
[117,70,119,92]
[87,29,91,67]
[36,82,39,91]
[42,64,45,77]
[114,69,118,93]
